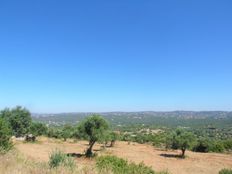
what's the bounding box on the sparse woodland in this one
[0,106,232,174]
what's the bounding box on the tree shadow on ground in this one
[160,153,183,159]
[67,153,84,158]
[93,149,101,152]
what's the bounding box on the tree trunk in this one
[104,141,108,148]
[110,140,115,147]
[86,141,95,157]
[181,148,186,158]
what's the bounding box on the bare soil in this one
[14,137,232,174]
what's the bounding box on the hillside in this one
[12,137,232,174]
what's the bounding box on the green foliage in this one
[61,124,74,141]
[152,132,168,148]
[78,114,109,142]
[0,117,12,152]
[0,106,32,137]
[193,138,210,153]
[96,155,155,174]
[167,128,196,157]
[47,125,75,141]
[222,139,232,151]
[47,127,60,139]
[101,131,120,147]
[30,122,47,136]
[122,133,133,142]
[208,141,225,153]
[78,115,109,156]
[193,138,226,153]
[219,169,232,174]
[49,150,65,168]
[109,131,119,147]
[49,149,75,169]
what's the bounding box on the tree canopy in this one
[0,117,12,151]
[0,106,32,137]
[30,122,48,136]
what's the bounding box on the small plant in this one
[219,169,232,174]
[49,149,75,169]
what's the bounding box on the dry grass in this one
[0,149,96,174]
[4,137,232,174]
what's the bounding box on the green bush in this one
[47,127,62,139]
[219,169,232,174]
[193,139,210,153]
[49,149,75,169]
[30,122,47,136]
[223,139,232,151]
[96,155,155,174]
[127,162,156,174]
[209,141,225,153]
[193,139,230,153]
[0,117,12,152]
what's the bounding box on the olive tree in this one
[30,122,48,136]
[61,124,74,141]
[0,106,32,137]
[99,131,119,147]
[167,128,196,158]
[0,117,12,151]
[78,114,109,157]
[109,131,119,147]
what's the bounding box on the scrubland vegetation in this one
[0,149,93,174]
[0,106,232,174]
[219,169,232,174]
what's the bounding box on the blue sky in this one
[0,0,232,113]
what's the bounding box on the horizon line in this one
[31,110,232,114]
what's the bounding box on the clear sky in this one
[0,0,232,113]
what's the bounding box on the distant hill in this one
[32,111,232,129]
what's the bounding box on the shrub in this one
[0,117,12,152]
[223,139,232,151]
[47,127,62,139]
[209,141,225,153]
[96,155,155,174]
[49,149,75,169]
[193,139,210,153]
[219,169,232,174]
[30,122,47,136]
[128,162,155,174]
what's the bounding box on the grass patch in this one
[0,149,81,174]
[49,149,76,170]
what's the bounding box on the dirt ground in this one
[14,137,232,174]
